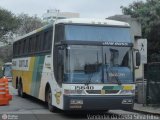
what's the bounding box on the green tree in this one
[121,0,160,62]
[4,14,44,63]
[0,8,44,63]
[0,7,19,44]
[16,14,44,36]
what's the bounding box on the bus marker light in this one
[123,86,133,90]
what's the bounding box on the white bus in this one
[12,18,140,112]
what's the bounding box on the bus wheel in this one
[47,88,57,112]
[18,82,26,98]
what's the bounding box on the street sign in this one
[137,39,147,64]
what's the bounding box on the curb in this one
[133,109,160,116]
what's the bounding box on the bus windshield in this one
[3,65,12,77]
[64,25,131,43]
[64,45,133,84]
[64,46,103,83]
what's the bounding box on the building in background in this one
[108,15,142,38]
[42,9,80,23]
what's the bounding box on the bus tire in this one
[47,87,57,112]
[18,81,26,98]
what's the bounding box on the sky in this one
[0,0,146,19]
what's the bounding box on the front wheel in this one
[47,88,57,112]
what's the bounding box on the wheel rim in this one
[48,91,52,110]
[20,86,23,96]
[18,84,23,96]
[48,93,51,104]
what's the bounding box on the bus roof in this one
[55,18,130,27]
[14,24,53,42]
[14,18,130,42]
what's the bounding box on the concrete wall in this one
[108,15,142,37]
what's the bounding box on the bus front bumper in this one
[63,95,134,111]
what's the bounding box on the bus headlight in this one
[122,99,133,104]
[119,90,135,95]
[64,90,85,95]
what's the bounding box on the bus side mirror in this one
[136,52,141,67]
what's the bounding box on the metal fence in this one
[136,80,147,104]
[146,62,160,104]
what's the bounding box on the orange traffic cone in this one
[0,77,12,106]
[4,77,12,101]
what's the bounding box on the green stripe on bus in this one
[35,56,45,97]
[31,57,38,96]
[102,86,122,90]
[31,56,45,97]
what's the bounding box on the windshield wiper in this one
[85,52,100,85]
[85,73,94,85]
[114,73,122,85]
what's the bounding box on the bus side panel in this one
[12,57,35,94]
[12,55,64,108]
[21,56,45,98]
[31,56,45,98]
[38,55,52,101]
[23,57,35,94]
[12,56,51,100]
[38,55,64,109]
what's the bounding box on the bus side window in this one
[44,31,49,51]
[44,30,52,51]
[25,38,29,54]
[121,52,129,67]
[54,24,64,43]
[17,41,21,56]
[36,35,40,52]
[15,42,18,57]
[32,36,36,53]
[23,39,26,55]
[41,32,45,51]
[28,37,32,53]
[39,33,43,52]
[57,49,64,85]
[54,46,64,85]
[48,30,53,50]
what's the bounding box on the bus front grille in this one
[86,90,119,94]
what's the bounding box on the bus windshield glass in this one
[64,25,131,43]
[64,45,133,84]
[4,65,12,77]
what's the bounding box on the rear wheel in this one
[46,87,57,112]
[18,81,26,98]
